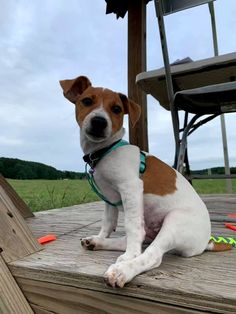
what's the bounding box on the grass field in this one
[8,178,236,212]
[193,179,236,194]
[8,179,99,212]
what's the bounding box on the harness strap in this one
[83,139,129,168]
[85,143,146,207]
[140,151,146,174]
[85,164,123,207]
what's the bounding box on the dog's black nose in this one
[91,116,108,132]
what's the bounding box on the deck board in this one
[9,196,236,313]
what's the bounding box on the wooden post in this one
[0,255,34,314]
[0,185,41,263]
[0,174,34,219]
[128,0,149,151]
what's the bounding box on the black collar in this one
[83,139,122,169]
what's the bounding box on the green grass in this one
[8,179,99,212]
[193,179,236,194]
[8,178,236,212]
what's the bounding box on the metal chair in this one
[137,0,236,185]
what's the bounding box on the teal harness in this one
[84,140,146,207]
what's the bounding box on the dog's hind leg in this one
[104,231,170,287]
[104,209,209,287]
[104,211,185,288]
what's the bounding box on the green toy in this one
[210,236,236,247]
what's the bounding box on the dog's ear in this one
[59,76,92,104]
[119,93,141,127]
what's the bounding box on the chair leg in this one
[155,0,180,169]
[183,112,192,181]
[177,138,186,173]
[177,114,200,174]
[176,112,188,173]
[184,147,192,184]
[173,108,180,169]
[179,112,192,183]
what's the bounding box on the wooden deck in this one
[8,195,236,313]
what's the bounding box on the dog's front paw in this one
[104,263,129,288]
[81,236,101,251]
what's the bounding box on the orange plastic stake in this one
[228,213,236,218]
[225,224,236,232]
[38,234,57,245]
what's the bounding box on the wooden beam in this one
[0,255,33,314]
[17,278,202,314]
[9,197,236,313]
[0,186,42,263]
[128,0,149,151]
[0,174,34,218]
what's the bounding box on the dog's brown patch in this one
[76,87,125,133]
[142,156,177,196]
[103,89,125,134]
[60,76,92,104]
[75,87,103,126]
[60,75,141,130]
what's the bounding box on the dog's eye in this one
[111,105,122,114]
[81,97,93,106]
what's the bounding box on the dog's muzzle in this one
[87,116,108,139]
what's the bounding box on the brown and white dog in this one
[60,76,231,288]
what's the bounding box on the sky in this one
[0,0,235,172]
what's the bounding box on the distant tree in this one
[0,157,85,180]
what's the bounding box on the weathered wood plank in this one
[10,224,236,312]
[7,196,236,313]
[18,278,203,314]
[10,249,236,313]
[0,174,34,218]
[0,255,33,314]
[202,194,236,211]
[26,202,104,238]
[25,196,236,240]
[24,193,235,239]
[30,305,53,314]
[0,186,42,263]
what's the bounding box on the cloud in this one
[0,0,235,173]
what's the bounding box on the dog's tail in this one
[206,240,232,252]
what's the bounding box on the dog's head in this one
[60,76,141,142]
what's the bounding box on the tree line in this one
[0,157,86,180]
[191,167,236,175]
[1,157,235,180]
